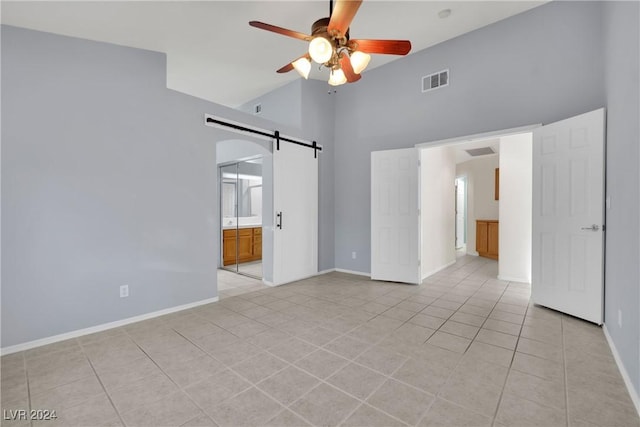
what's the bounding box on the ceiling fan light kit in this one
[249,0,411,86]
[292,57,312,79]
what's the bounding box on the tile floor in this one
[2,256,639,427]
[217,268,268,299]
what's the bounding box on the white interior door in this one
[371,148,421,285]
[532,108,605,324]
[273,142,318,285]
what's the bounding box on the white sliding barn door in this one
[273,142,318,285]
[371,148,421,285]
[532,108,605,324]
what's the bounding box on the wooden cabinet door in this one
[253,228,262,259]
[476,221,488,254]
[223,229,237,266]
[488,222,499,257]
[237,229,253,262]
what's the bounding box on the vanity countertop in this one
[222,224,262,230]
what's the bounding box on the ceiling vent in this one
[465,147,495,157]
[422,69,449,92]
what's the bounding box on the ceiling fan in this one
[249,0,412,86]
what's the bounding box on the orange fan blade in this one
[277,63,294,74]
[327,0,363,38]
[276,54,310,74]
[349,39,412,55]
[249,21,312,41]
[340,52,361,83]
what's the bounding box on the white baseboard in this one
[317,268,336,275]
[603,324,640,416]
[334,268,371,278]
[497,275,531,284]
[422,260,457,280]
[1,296,219,356]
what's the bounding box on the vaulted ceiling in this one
[1,1,546,108]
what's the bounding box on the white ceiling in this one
[1,1,546,108]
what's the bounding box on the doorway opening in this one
[418,131,532,283]
[455,176,467,251]
[220,158,264,280]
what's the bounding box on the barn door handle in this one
[581,224,600,231]
[276,212,283,229]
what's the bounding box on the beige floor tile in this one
[184,369,251,412]
[476,328,518,350]
[482,318,522,336]
[263,409,311,427]
[290,383,360,426]
[27,357,95,395]
[520,324,563,345]
[225,320,271,339]
[205,340,261,366]
[512,352,564,382]
[489,310,525,325]
[438,320,479,339]
[418,398,492,427]
[94,355,160,392]
[231,352,288,383]
[496,394,566,427]
[342,404,406,427]
[267,337,317,363]
[121,391,202,427]
[257,366,319,406]
[31,375,105,411]
[294,349,349,379]
[181,414,219,426]
[567,383,640,426]
[355,346,408,376]
[409,313,447,330]
[421,306,455,320]
[366,379,434,425]
[297,326,342,347]
[323,335,371,360]
[207,387,282,427]
[465,341,514,367]
[439,375,502,418]
[517,337,563,363]
[448,311,486,327]
[450,356,509,388]
[392,358,452,394]
[426,331,471,353]
[163,354,225,388]
[32,394,122,427]
[457,303,492,317]
[327,363,386,400]
[504,369,566,410]
[395,300,429,312]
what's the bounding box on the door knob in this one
[581,224,600,231]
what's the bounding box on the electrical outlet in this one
[120,285,129,298]
[352,251,357,259]
[618,309,622,328]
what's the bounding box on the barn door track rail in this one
[205,114,321,158]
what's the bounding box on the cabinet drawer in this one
[253,227,262,235]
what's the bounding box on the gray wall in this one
[238,79,303,130]
[301,80,336,272]
[602,1,640,395]
[0,25,302,347]
[332,1,605,273]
